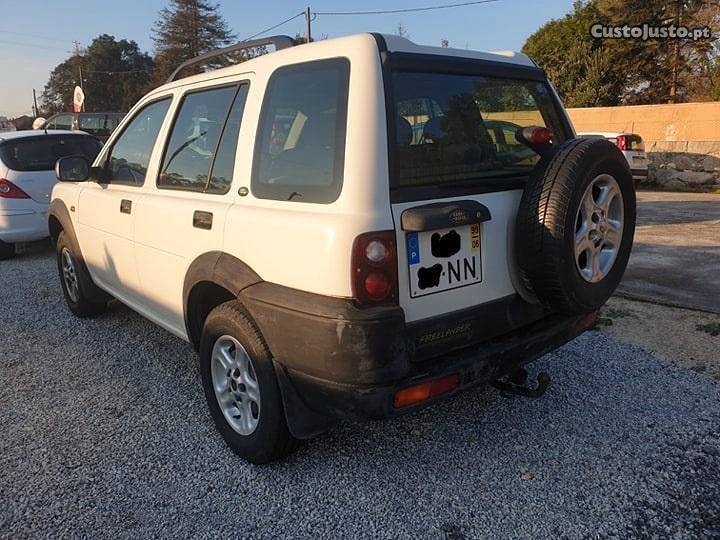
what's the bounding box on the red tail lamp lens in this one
[615,135,628,151]
[393,374,460,408]
[364,272,391,300]
[0,179,31,199]
[527,126,553,145]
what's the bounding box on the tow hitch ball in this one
[491,368,551,398]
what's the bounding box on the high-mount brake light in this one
[351,231,398,307]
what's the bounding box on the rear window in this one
[0,135,103,172]
[391,72,567,189]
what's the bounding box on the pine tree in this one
[153,0,235,83]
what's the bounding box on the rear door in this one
[388,67,570,322]
[133,80,250,335]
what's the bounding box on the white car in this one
[0,116,16,133]
[578,132,648,183]
[50,33,636,463]
[0,130,102,259]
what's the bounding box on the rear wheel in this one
[200,301,297,464]
[56,231,107,317]
[0,240,15,261]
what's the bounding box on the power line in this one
[0,39,69,52]
[315,0,499,16]
[0,28,72,44]
[84,68,153,74]
[240,11,305,42]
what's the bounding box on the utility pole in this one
[32,88,38,118]
[305,7,312,44]
[73,40,86,111]
[669,0,682,104]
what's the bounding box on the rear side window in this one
[158,84,248,194]
[252,58,350,203]
[49,114,73,130]
[0,135,102,172]
[105,98,171,186]
[78,114,119,138]
[392,72,566,189]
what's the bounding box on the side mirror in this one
[55,155,90,182]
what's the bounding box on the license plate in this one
[406,224,482,298]
[632,156,646,164]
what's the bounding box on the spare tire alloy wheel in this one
[515,138,636,314]
[574,174,624,283]
[211,335,261,436]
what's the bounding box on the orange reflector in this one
[393,373,460,408]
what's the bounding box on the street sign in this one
[73,86,85,112]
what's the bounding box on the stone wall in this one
[566,103,720,190]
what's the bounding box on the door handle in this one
[120,199,132,214]
[193,210,213,230]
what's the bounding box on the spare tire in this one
[515,137,636,314]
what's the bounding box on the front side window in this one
[252,58,350,203]
[158,84,248,193]
[105,98,171,185]
[392,72,566,189]
[0,135,102,172]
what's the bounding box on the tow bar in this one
[491,367,551,398]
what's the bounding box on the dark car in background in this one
[40,112,125,141]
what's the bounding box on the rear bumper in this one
[0,201,49,243]
[240,282,597,437]
[631,168,648,179]
[277,310,595,423]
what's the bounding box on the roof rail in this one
[166,35,295,83]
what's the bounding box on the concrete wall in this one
[567,102,720,143]
[566,102,720,189]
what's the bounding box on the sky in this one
[0,0,575,118]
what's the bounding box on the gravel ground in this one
[2,244,720,539]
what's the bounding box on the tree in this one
[522,1,624,107]
[523,0,720,106]
[41,35,154,114]
[153,0,235,83]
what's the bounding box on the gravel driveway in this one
[2,245,719,538]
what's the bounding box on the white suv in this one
[50,33,636,463]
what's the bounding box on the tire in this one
[56,231,108,317]
[0,240,15,261]
[516,138,636,314]
[200,300,297,464]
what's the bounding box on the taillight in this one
[615,135,628,151]
[0,179,30,199]
[351,231,398,307]
[621,134,644,152]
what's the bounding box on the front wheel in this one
[200,301,297,464]
[56,231,107,317]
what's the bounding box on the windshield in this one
[391,71,567,189]
[0,135,103,172]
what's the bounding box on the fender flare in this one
[182,251,263,349]
[47,199,110,303]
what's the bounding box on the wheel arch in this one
[183,252,263,352]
